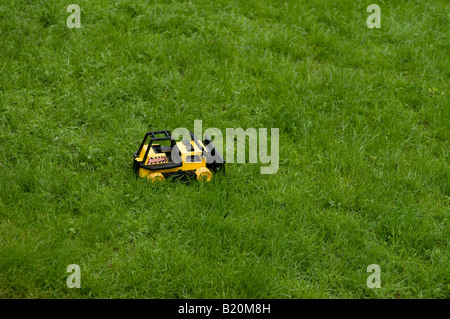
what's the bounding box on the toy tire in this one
[148,172,165,183]
[195,167,212,182]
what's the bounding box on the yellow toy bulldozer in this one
[133,130,225,182]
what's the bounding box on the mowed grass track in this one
[0,0,448,298]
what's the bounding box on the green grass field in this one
[0,0,448,298]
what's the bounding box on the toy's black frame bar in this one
[133,130,225,175]
[135,131,175,163]
[202,133,225,173]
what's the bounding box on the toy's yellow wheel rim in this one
[148,172,165,183]
[195,167,212,182]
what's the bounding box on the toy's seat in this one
[160,145,172,152]
[152,144,162,154]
